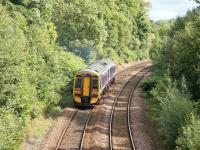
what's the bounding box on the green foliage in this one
[149,20,172,61]
[147,5,200,150]
[193,100,200,115]
[21,115,53,150]
[0,108,24,150]
[103,47,121,64]
[141,75,158,94]
[176,113,200,150]
[146,76,193,149]
[151,7,200,99]
[47,106,61,118]
[51,0,152,63]
[24,115,52,139]
[0,2,85,149]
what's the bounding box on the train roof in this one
[79,59,115,75]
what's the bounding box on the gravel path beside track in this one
[130,73,160,150]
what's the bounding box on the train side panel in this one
[100,64,116,94]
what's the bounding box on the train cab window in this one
[75,78,82,88]
[92,79,98,89]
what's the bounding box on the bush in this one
[176,113,200,150]
[135,48,150,60]
[47,106,61,118]
[0,0,152,148]
[151,7,200,99]
[141,75,159,94]
[0,109,24,150]
[155,88,193,149]
[193,100,200,115]
[104,47,122,64]
[149,77,193,149]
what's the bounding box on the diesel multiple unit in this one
[73,59,116,105]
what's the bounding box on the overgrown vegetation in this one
[143,77,194,149]
[142,2,200,149]
[176,113,200,150]
[0,1,85,149]
[0,0,152,149]
[52,0,152,63]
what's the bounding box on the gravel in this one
[59,109,91,150]
[130,73,160,150]
[42,108,77,150]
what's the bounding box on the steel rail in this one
[55,110,78,150]
[116,61,150,77]
[127,69,149,150]
[79,109,93,150]
[109,67,149,150]
[109,74,136,150]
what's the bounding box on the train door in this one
[83,77,90,96]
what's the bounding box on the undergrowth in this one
[142,74,200,150]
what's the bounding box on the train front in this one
[73,70,100,106]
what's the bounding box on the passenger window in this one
[75,78,82,88]
[92,79,98,89]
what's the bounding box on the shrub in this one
[150,77,193,149]
[135,48,150,60]
[0,109,24,150]
[104,47,122,64]
[193,100,200,115]
[141,75,159,94]
[48,106,61,118]
[176,113,200,150]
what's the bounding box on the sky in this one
[149,0,198,21]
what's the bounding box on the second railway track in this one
[109,67,149,150]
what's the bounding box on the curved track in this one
[55,61,150,150]
[55,110,78,150]
[109,68,149,150]
[79,109,93,150]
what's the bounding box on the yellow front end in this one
[73,73,100,105]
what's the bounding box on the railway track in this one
[109,68,149,150]
[55,109,93,150]
[117,61,150,77]
[54,61,150,150]
[79,109,93,150]
[55,110,78,150]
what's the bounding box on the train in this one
[73,59,116,106]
